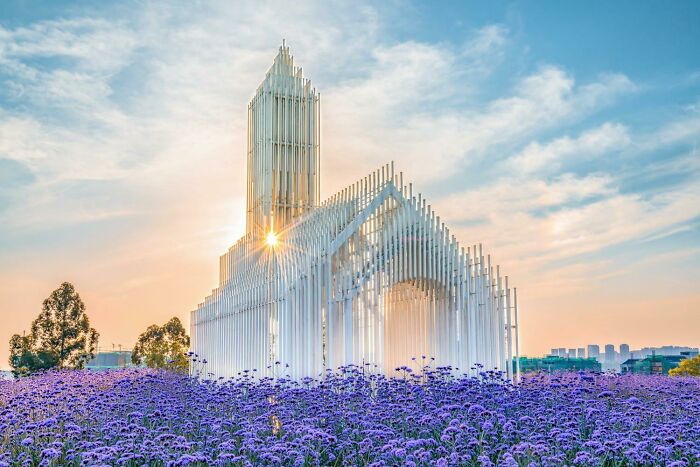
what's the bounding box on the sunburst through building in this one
[191,43,521,381]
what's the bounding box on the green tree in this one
[8,282,99,376]
[669,354,700,376]
[132,317,190,371]
[8,334,58,377]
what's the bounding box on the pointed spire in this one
[268,40,301,79]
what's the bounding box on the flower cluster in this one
[1,367,698,465]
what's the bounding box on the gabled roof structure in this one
[191,45,520,381]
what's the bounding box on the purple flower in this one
[0,367,697,465]
[41,448,60,459]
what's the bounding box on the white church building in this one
[191,44,520,380]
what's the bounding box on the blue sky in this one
[1,1,699,364]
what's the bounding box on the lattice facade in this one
[246,44,320,237]
[191,44,520,380]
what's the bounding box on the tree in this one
[669,354,700,376]
[8,282,99,376]
[8,334,57,377]
[132,317,190,371]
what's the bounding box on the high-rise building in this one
[568,348,577,359]
[619,344,630,361]
[516,356,601,374]
[190,44,520,380]
[604,344,616,362]
[577,348,585,358]
[587,344,600,359]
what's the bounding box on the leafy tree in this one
[8,282,99,376]
[132,317,190,371]
[8,334,58,377]
[669,354,700,376]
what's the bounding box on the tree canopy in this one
[669,354,700,376]
[9,282,99,376]
[132,317,190,371]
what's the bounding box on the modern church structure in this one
[191,44,520,381]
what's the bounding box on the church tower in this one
[246,42,320,237]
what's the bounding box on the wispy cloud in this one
[510,122,630,175]
[325,60,636,187]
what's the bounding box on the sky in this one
[1,0,699,368]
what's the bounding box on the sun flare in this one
[265,231,278,247]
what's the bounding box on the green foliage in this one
[132,317,190,372]
[8,334,58,377]
[8,282,99,377]
[669,354,700,376]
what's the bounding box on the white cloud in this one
[640,114,700,150]
[1,18,136,69]
[510,122,630,175]
[324,61,636,190]
[436,155,700,282]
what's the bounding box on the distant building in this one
[633,346,699,359]
[0,370,12,380]
[619,344,630,361]
[547,344,698,374]
[621,354,687,375]
[604,344,616,362]
[601,344,617,371]
[587,345,600,359]
[86,350,133,370]
[549,348,567,357]
[516,356,601,374]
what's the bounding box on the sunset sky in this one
[1,1,699,369]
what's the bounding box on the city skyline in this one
[2,1,700,369]
[551,343,698,359]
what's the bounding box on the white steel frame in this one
[191,44,520,381]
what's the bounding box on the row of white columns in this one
[192,162,520,382]
[246,44,320,238]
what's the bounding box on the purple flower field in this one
[1,367,698,466]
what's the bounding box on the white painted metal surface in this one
[191,44,520,381]
[246,42,319,238]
